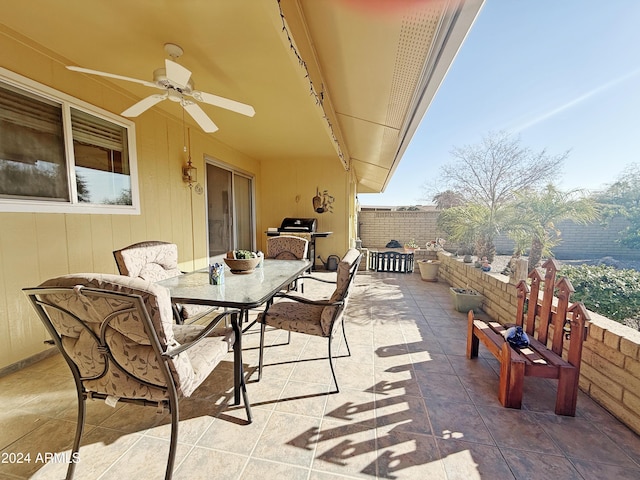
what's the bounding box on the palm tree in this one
[509,185,599,272]
[437,202,510,261]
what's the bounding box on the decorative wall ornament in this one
[313,187,334,214]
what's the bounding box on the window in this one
[71,108,131,205]
[0,67,139,214]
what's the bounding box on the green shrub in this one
[559,264,640,329]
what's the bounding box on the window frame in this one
[0,67,140,215]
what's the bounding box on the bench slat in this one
[472,320,505,358]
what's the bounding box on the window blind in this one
[70,108,126,152]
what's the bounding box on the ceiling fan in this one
[66,43,255,133]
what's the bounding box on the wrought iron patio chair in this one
[113,240,215,324]
[24,273,252,480]
[257,248,362,393]
[266,235,309,292]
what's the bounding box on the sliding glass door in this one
[205,161,254,260]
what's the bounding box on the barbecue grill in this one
[267,217,331,270]
[279,217,317,234]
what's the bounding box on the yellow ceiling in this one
[0,0,483,193]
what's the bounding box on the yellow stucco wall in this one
[0,28,355,370]
[257,157,353,262]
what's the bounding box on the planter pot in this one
[418,260,441,282]
[450,287,484,313]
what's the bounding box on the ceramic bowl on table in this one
[223,256,261,274]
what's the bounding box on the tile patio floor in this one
[2,271,640,479]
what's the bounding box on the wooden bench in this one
[466,259,590,416]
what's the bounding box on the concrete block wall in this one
[580,315,640,434]
[494,217,636,259]
[436,252,520,326]
[552,217,636,259]
[359,210,440,249]
[360,210,636,260]
[436,251,640,435]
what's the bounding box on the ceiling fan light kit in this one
[66,43,254,133]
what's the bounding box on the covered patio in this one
[3,271,640,479]
[0,0,484,374]
[3,2,640,478]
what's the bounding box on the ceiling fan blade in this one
[183,101,218,133]
[191,90,255,117]
[121,94,167,117]
[66,65,158,88]
[165,59,192,88]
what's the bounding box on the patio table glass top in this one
[156,258,311,309]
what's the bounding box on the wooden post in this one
[515,280,529,328]
[510,258,529,284]
[551,277,575,356]
[537,259,560,345]
[526,270,542,337]
[467,310,479,359]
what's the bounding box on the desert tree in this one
[432,131,569,261]
[437,202,513,260]
[509,185,599,271]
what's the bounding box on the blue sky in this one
[359,0,640,206]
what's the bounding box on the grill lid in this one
[279,217,317,232]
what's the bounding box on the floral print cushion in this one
[37,274,205,400]
[181,304,215,320]
[257,302,326,337]
[259,249,361,338]
[321,249,360,333]
[114,242,182,281]
[266,236,309,260]
[138,262,182,283]
[114,242,215,322]
[329,249,361,303]
[174,324,234,390]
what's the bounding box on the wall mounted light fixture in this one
[181,124,197,187]
[182,162,197,185]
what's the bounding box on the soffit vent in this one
[386,4,444,129]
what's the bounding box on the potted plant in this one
[449,287,484,312]
[417,259,441,282]
[425,238,445,251]
[404,238,419,253]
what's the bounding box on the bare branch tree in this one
[439,131,568,209]
[433,131,569,262]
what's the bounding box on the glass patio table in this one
[156,258,311,403]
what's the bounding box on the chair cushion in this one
[173,324,234,394]
[37,274,200,400]
[322,248,360,326]
[138,262,182,283]
[257,301,326,337]
[266,236,309,260]
[181,304,216,320]
[115,242,182,280]
[330,248,361,302]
